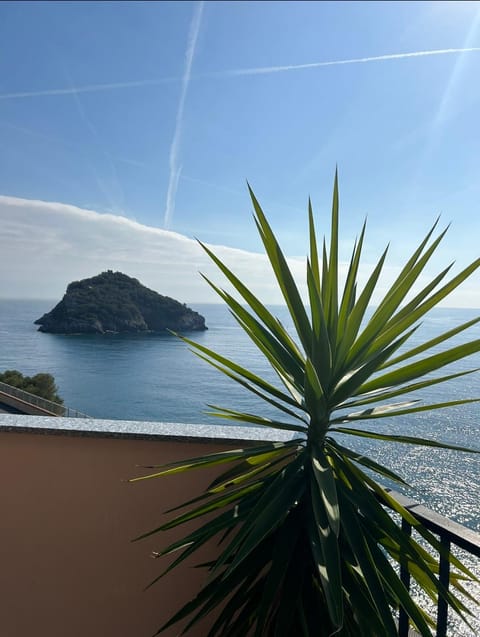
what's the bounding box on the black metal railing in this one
[383,489,480,637]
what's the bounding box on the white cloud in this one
[0,195,306,303]
[0,195,478,308]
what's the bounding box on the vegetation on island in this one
[35,270,207,334]
[132,172,479,637]
[0,369,63,405]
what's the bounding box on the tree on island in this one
[0,370,64,405]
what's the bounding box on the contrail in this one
[2,47,479,103]
[0,77,177,101]
[210,47,480,77]
[164,1,204,228]
[209,47,480,77]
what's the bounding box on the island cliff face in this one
[35,271,207,334]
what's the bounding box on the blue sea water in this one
[1,299,479,633]
[1,299,478,525]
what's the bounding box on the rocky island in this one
[35,271,207,334]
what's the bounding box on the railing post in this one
[436,536,451,637]
[398,518,412,637]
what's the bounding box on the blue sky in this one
[0,1,479,305]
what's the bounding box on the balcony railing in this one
[381,488,480,637]
[0,380,90,418]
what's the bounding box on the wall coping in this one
[0,413,297,444]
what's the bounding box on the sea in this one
[1,299,479,633]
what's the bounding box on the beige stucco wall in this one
[0,430,238,637]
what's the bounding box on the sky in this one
[1,1,479,306]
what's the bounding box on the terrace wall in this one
[0,417,284,637]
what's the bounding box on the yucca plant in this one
[131,171,480,636]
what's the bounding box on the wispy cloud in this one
[210,47,480,77]
[164,1,204,229]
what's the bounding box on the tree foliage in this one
[0,369,63,405]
